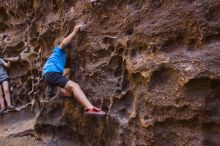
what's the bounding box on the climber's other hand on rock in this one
[60,24,84,49]
[74,24,84,32]
[9,58,16,62]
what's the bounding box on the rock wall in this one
[0,0,220,146]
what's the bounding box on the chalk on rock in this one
[80,24,88,31]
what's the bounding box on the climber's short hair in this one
[54,37,65,46]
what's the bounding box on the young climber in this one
[45,49,73,99]
[44,50,73,99]
[42,24,106,116]
[0,58,16,113]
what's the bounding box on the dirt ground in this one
[0,136,43,146]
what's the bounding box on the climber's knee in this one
[65,80,80,92]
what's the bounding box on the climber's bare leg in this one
[0,85,5,109]
[2,81,13,107]
[64,80,107,116]
[65,80,93,109]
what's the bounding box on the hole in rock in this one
[18,92,31,104]
[116,47,124,55]
[144,115,149,120]
[111,91,134,119]
[20,72,31,83]
[205,5,220,22]
[4,41,25,57]
[147,67,181,105]
[114,67,123,77]
[211,79,220,97]
[186,38,197,50]
[63,0,77,9]
[116,89,122,94]
[8,10,17,18]
[161,34,183,52]
[30,38,39,48]
[184,77,220,145]
[32,68,40,77]
[0,22,8,32]
[25,78,33,93]
[102,36,115,44]
[203,123,220,146]
[10,60,30,78]
[126,28,133,36]
[132,72,147,85]
[130,48,137,58]
[52,0,60,12]
[184,77,213,99]
[108,56,122,69]
[101,98,111,112]
[94,48,112,59]
[107,55,123,77]
[28,53,38,62]
[108,45,115,52]
[121,70,130,91]
[150,0,164,8]
[127,0,138,5]
[148,67,179,91]
[34,45,40,52]
[0,6,8,21]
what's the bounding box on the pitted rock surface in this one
[0,0,220,146]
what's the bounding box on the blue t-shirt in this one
[42,46,66,75]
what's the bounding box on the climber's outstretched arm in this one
[60,24,82,50]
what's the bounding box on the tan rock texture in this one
[0,0,220,146]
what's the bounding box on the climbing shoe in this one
[84,107,107,117]
[0,107,6,114]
